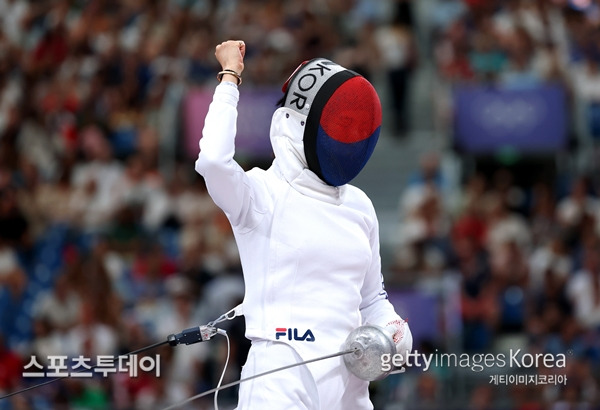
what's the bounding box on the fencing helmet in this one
[280,58,382,187]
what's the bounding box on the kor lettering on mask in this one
[288,61,337,111]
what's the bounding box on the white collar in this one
[269,107,344,205]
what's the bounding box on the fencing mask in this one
[281,58,382,187]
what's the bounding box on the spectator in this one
[556,176,600,248]
[567,239,600,329]
[0,240,26,298]
[483,193,531,254]
[64,301,118,359]
[112,153,170,231]
[0,333,23,395]
[572,55,600,140]
[396,184,451,275]
[499,26,543,89]
[70,126,124,232]
[375,8,418,134]
[32,273,81,332]
[529,182,560,247]
[0,186,30,250]
[469,29,506,83]
[131,241,178,300]
[529,235,572,293]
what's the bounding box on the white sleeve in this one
[194,83,264,229]
[359,205,413,355]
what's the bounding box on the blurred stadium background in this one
[0,0,600,408]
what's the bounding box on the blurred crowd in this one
[430,0,600,141]
[386,0,600,408]
[1,0,599,408]
[392,153,600,408]
[0,0,418,409]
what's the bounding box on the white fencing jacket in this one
[195,82,407,380]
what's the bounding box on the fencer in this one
[195,40,412,409]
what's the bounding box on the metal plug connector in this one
[168,325,218,346]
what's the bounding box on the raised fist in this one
[215,40,246,75]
